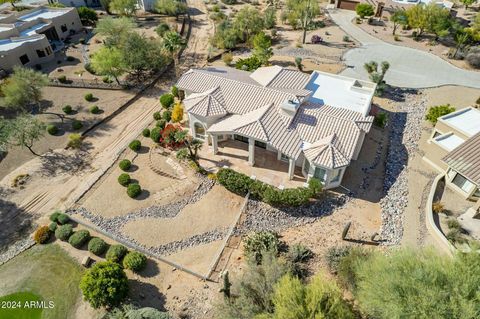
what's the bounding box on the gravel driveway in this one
[328,9,480,89]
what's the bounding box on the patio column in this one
[288,158,295,180]
[211,134,218,155]
[248,137,255,166]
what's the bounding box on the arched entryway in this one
[194,122,207,140]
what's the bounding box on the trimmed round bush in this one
[55,224,73,241]
[88,237,108,255]
[129,140,141,152]
[58,75,68,83]
[34,226,51,244]
[153,111,162,120]
[57,213,70,225]
[156,119,166,129]
[50,210,62,222]
[466,47,480,69]
[142,128,150,137]
[106,244,128,263]
[171,85,179,98]
[68,229,91,248]
[47,124,58,135]
[84,93,94,101]
[72,120,83,130]
[123,251,147,272]
[119,159,131,171]
[127,183,142,198]
[62,105,73,114]
[162,110,171,122]
[151,127,161,143]
[89,105,101,114]
[49,222,57,232]
[160,93,174,109]
[118,173,131,187]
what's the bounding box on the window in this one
[61,24,67,33]
[255,140,266,149]
[280,153,289,162]
[36,49,46,58]
[330,168,343,183]
[473,188,480,198]
[45,46,52,55]
[452,173,475,193]
[19,54,30,65]
[234,134,249,143]
[194,122,206,139]
[313,167,327,182]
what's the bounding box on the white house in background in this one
[55,0,101,7]
[0,7,82,71]
[176,66,376,189]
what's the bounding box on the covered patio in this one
[198,139,306,188]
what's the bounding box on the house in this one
[0,7,82,71]
[423,107,480,201]
[176,66,376,189]
[55,0,101,7]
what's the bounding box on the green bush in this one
[58,75,68,83]
[155,23,170,37]
[88,237,108,255]
[57,213,70,225]
[47,124,58,135]
[106,244,128,263]
[129,140,141,151]
[72,120,83,130]
[84,93,94,102]
[287,243,313,263]
[373,112,388,128]
[447,218,461,230]
[119,159,131,171]
[55,224,73,241]
[49,211,62,222]
[123,251,147,272]
[127,183,142,198]
[336,247,371,290]
[142,128,150,137]
[160,93,174,109]
[235,56,262,71]
[243,231,279,264]
[68,229,91,248]
[325,246,352,274]
[62,105,73,114]
[156,119,167,129]
[34,226,51,244]
[355,3,374,18]
[118,173,131,187]
[162,110,171,122]
[153,111,162,120]
[151,127,162,143]
[425,104,456,124]
[89,105,101,114]
[171,85,179,98]
[48,222,57,232]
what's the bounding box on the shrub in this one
[160,93,174,109]
[355,3,374,18]
[287,243,313,263]
[62,105,73,114]
[171,85,179,98]
[432,201,445,214]
[447,218,461,230]
[129,140,141,151]
[176,148,188,160]
[58,75,68,83]
[34,226,51,244]
[162,110,172,122]
[325,246,352,274]
[119,159,131,171]
[84,93,94,101]
[48,222,57,232]
[151,127,162,143]
[49,210,62,222]
[446,229,465,243]
[88,237,108,255]
[142,128,150,137]
[127,183,142,198]
[466,46,480,69]
[55,224,73,241]
[425,104,456,124]
[123,251,147,272]
[118,173,131,186]
[89,105,101,114]
[156,119,167,129]
[171,102,183,122]
[243,231,279,264]
[46,124,58,135]
[222,52,233,65]
[295,56,302,71]
[68,229,91,248]
[77,6,98,25]
[57,213,70,225]
[72,120,83,130]
[106,244,128,263]
[235,56,262,71]
[155,23,170,37]
[343,35,350,42]
[337,247,371,290]
[373,112,388,128]
[80,261,129,308]
[67,133,82,149]
[153,111,162,120]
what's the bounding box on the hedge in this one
[123,251,147,272]
[217,168,322,206]
[55,224,73,241]
[106,244,128,263]
[68,230,91,248]
[88,237,108,255]
[34,226,51,244]
[119,159,131,171]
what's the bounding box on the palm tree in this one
[162,31,187,76]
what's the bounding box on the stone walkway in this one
[328,9,480,89]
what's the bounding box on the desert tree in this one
[161,31,187,74]
[252,32,273,65]
[174,130,203,160]
[364,61,390,96]
[390,9,408,35]
[109,0,137,16]
[6,114,46,156]
[90,47,125,84]
[233,6,265,44]
[285,0,320,43]
[94,16,136,47]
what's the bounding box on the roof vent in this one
[281,99,299,115]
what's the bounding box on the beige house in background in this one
[177,66,376,189]
[0,7,82,71]
[423,107,480,201]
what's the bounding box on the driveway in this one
[329,9,480,88]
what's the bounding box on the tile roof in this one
[443,132,480,185]
[303,134,350,169]
[183,86,227,117]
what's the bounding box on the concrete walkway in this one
[329,9,480,88]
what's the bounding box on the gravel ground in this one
[379,89,428,245]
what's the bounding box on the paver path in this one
[329,9,480,88]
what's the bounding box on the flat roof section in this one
[305,71,375,116]
[18,9,66,22]
[19,22,49,36]
[434,133,465,152]
[0,36,44,52]
[440,107,480,137]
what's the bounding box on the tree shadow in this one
[384,86,418,103]
[138,259,160,278]
[134,190,151,201]
[39,151,91,177]
[128,280,167,310]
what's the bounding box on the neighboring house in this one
[0,7,82,72]
[424,107,480,201]
[177,66,376,189]
[137,0,156,12]
[55,0,101,7]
